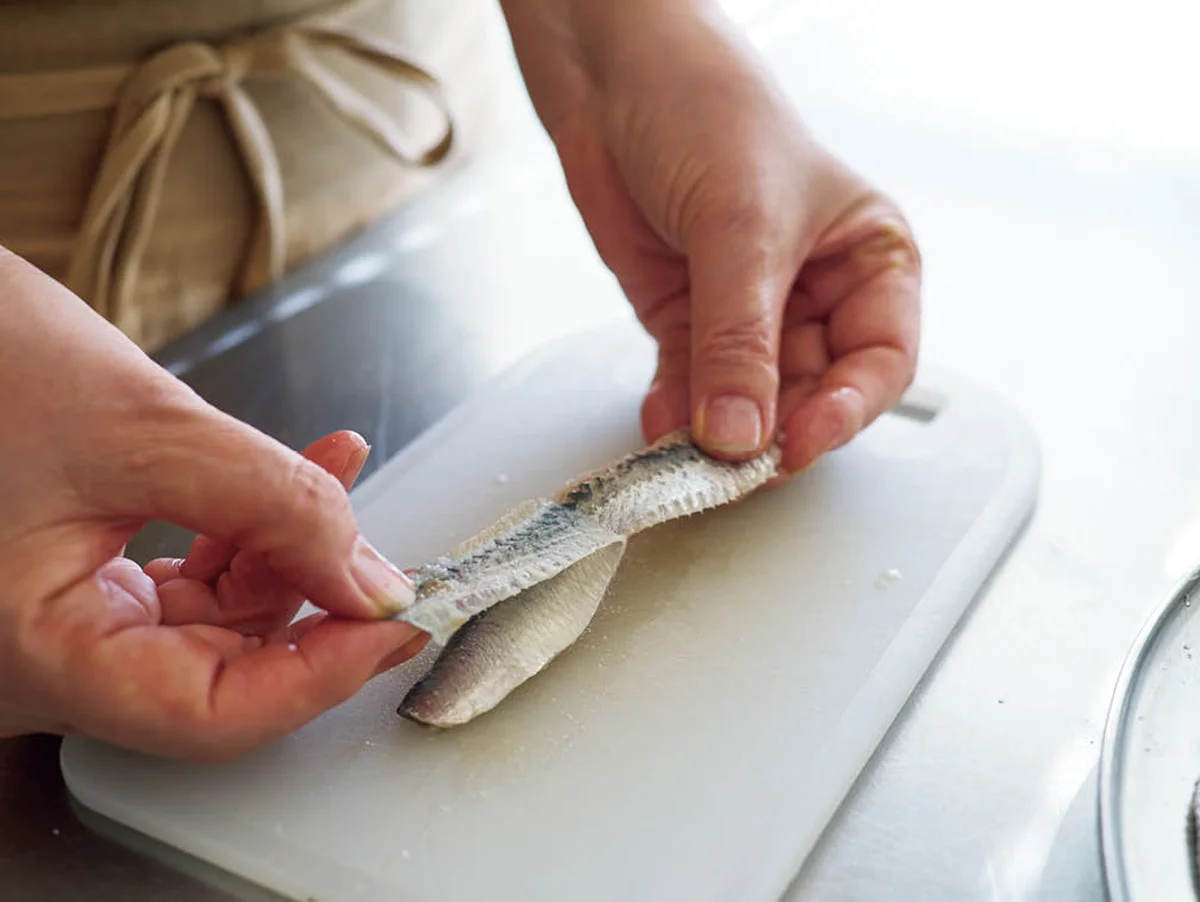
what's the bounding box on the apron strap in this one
[0,0,454,331]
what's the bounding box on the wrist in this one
[568,0,724,75]
[500,0,756,119]
[497,0,592,132]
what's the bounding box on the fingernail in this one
[350,537,415,617]
[699,394,763,455]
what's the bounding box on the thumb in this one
[89,396,414,621]
[686,215,791,460]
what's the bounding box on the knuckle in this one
[650,318,691,365]
[697,318,777,369]
[699,192,781,252]
[637,294,689,344]
[719,197,776,236]
[687,176,785,247]
[137,373,206,415]
[285,458,351,525]
[866,208,922,273]
[227,548,255,582]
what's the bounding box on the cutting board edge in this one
[733,390,1042,901]
[347,318,1021,523]
[349,319,655,515]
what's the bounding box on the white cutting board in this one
[61,320,1039,902]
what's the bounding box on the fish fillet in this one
[400,543,627,727]
[395,500,625,643]
[393,428,780,727]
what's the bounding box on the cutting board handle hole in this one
[889,386,946,424]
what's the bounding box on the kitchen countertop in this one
[3,1,1199,899]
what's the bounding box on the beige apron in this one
[0,0,501,351]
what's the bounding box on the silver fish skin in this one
[393,429,780,644]
[398,543,626,727]
[395,429,781,727]
[399,500,622,644]
[554,428,782,536]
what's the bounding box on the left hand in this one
[501,0,921,471]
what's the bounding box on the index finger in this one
[177,429,370,585]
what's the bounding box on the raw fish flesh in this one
[394,428,780,727]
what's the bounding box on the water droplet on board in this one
[874,568,903,590]
[494,473,510,485]
[401,849,411,860]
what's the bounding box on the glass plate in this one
[1101,566,1200,901]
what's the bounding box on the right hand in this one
[0,247,426,763]
[502,0,921,471]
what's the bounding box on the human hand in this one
[502,0,921,471]
[0,248,425,762]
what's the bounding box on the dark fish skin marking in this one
[395,429,781,726]
[412,505,587,598]
[560,485,594,507]
[559,440,706,515]
[406,431,779,614]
